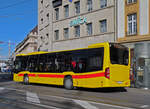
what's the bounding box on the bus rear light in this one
[105,68,110,79]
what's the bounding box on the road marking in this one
[43,94,134,109]
[2,87,61,109]
[0,87,5,91]
[140,105,149,108]
[2,87,135,109]
[28,102,62,109]
[6,87,25,92]
[89,101,134,109]
[74,100,98,109]
[26,92,40,104]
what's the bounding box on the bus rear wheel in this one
[23,75,29,85]
[64,76,73,90]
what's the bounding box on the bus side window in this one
[77,59,86,72]
[63,52,72,71]
[86,48,104,72]
[27,55,38,72]
[38,54,47,72]
[46,53,57,73]
[55,53,66,73]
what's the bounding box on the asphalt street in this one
[0,77,150,109]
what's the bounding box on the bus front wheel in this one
[64,76,73,90]
[23,75,29,85]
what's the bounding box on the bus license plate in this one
[117,81,123,84]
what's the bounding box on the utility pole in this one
[8,40,11,59]
[0,40,15,59]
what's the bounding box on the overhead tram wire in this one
[0,0,33,10]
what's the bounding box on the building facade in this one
[117,0,150,48]
[117,0,150,88]
[38,0,117,51]
[15,26,38,55]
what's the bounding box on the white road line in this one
[26,92,40,104]
[0,87,5,91]
[28,102,62,109]
[89,101,134,109]
[1,87,137,109]
[74,100,98,109]
[6,87,25,92]
[44,95,134,109]
[140,105,149,108]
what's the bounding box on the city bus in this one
[13,42,130,89]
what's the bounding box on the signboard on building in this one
[69,0,72,2]
[70,17,87,27]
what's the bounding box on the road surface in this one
[0,79,150,109]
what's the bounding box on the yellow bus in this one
[13,42,130,89]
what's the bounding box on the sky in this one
[0,0,37,59]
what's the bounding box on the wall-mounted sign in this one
[70,17,87,27]
[69,0,72,2]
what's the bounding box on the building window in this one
[46,33,49,38]
[87,23,92,35]
[41,18,43,24]
[47,13,49,21]
[55,8,59,20]
[100,19,107,33]
[74,25,80,37]
[41,0,43,5]
[45,33,49,45]
[64,28,69,39]
[127,0,137,4]
[64,5,69,18]
[75,1,80,14]
[87,0,92,12]
[127,13,137,35]
[54,30,59,40]
[100,0,107,8]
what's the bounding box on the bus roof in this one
[16,42,110,57]
[16,54,28,56]
[88,42,109,48]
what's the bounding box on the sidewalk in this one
[127,87,150,94]
[0,72,13,80]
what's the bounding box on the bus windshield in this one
[110,43,129,65]
[14,56,28,73]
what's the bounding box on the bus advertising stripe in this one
[38,74,64,78]
[18,73,105,78]
[28,74,36,77]
[37,73,105,79]
[18,74,24,77]
[18,74,36,77]
[72,73,105,79]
